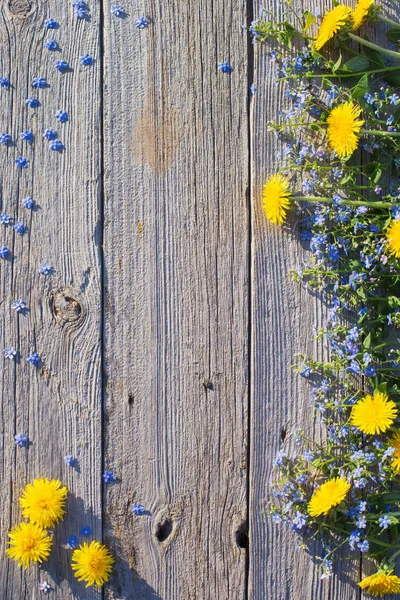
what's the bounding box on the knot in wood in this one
[51,289,82,323]
[8,0,32,17]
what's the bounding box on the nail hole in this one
[235,521,248,549]
[155,518,173,543]
[203,379,214,391]
[128,393,134,406]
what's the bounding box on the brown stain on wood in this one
[132,57,180,175]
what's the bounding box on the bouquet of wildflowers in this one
[251,0,400,595]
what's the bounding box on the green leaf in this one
[388,296,400,308]
[352,74,369,100]
[362,44,385,67]
[384,71,400,86]
[387,28,400,43]
[375,382,387,394]
[363,332,372,349]
[332,54,342,73]
[342,55,370,72]
[303,10,316,33]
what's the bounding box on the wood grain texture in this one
[0,1,102,598]
[102,0,250,598]
[248,1,360,599]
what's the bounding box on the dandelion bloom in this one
[6,522,52,569]
[390,431,400,472]
[358,570,400,596]
[351,391,397,435]
[71,541,114,587]
[262,174,291,225]
[20,478,68,528]
[327,102,364,158]
[352,0,374,30]
[308,477,350,516]
[314,5,352,51]
[386,220,400,258]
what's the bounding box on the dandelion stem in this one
[292,196,392,208]
[348,33,400,61]
[378,14,400,29]
[361,129,400,137]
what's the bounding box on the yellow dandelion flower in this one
[308,477,350,517]
[71,541,114,587]
[314,5,352,51]
[351,391,397,435]
[326,101,364,158]
[262,174,291,225]
[386,219,400,258]
[352,0,374,30]
[358,570,400,597]
[6,521,52,569]
[390,431,400,472]
[20,478,68,528]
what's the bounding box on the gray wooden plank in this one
[102,0,250,597]
[0,1,102,598]
[249,1,361,598]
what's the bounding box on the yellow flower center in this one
[22,536,36,551]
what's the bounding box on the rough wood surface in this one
[102,0,250,598]
[0,1,102,598]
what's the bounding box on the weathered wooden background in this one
[0,0,396,598]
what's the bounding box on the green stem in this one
[378,14,400,29]
[361,129,400,137]
[292,196,392,208]
[349,33,400,61]
[282,66,400,80]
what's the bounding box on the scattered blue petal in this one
[44,39,58,50]
[43,128,57,140]
[0,246,10,259]
[44,18,58,29]
[56,110,68,123]
[54,60,69,73]
[12,299,27,312]
[0,132,11,144]
[4,346,17,359]
[27,352,41,366]
[131,502,145,515]
[15,157,29,168]
[32,77,47,88]
[102,470,116,483]
[111,5,125,16]
[14,221,26,234]
[20,130,33,142]
[64,455,75,467]
[80,526,92,537]
[80,53,93,66]
[49,139,63,151]
[67,535,79,548]
[23,197,35,209]
[25,96,39,108]
[15,433,28,447]
[0,77,10,87]
[135,16,150,28]
[218,61,233,73]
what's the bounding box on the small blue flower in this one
[32,77,47,88]
[131,502,145,515]
[15,157,28,169]
[14,221,25,234]
[27,352,41,366]
[80,526,92,536]
[64,455,75,467]
[0,77,10,87]
[56,110,68,123]
[39,261,54,275]
[0,132,11,144]
[49,139,63,151]
[44,18,58,29]
[218,61,233,73]
[80,53,93,66]
[67,535,79,548]
[357,540,369,552]
[20,130,33,142]
[0,246,10,258]
[25,96,39,108]
[15,433,28,447]
[379,515,391,529]
[54,60,69,73]
[0,212,12,225]
[4,346,17,359]
[44,39,58,50]
[102,470,115,483]
[365,365,376,377]
[23,197,35,209]
[43,128,57,140]
[111,5,125,16]
[12,299,27,313]
[72,0,86,6]
[135,16,150,28]
[74,6,89,18]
